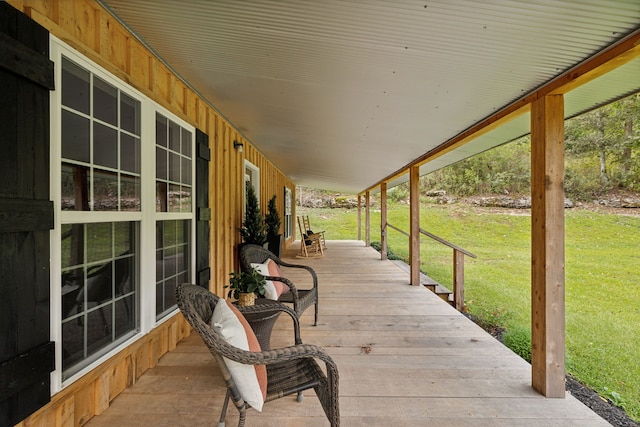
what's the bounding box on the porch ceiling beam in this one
[361,28,640,196]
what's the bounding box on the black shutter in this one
[0,3,55,426]
[195,129,211,288]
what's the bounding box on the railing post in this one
[365,191,371,246]
[409,166,420,286]
[453,250,465,311]
[357,194,362,241]
[380,182,387,260]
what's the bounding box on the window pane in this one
[93,76,117,125]
[181,129,192,157]
[181,158,191,185]
[156,249,163,278]
[181,186,192,212]
[61,224,85,268]
[163,220,176,246]
[168,184,181,212]
[120,174,141,211]
[86,223,112,263]
[114,295,135,339]
[120,134,140,173]
[94,169,119,211]
[156,147,167,180]
[113,256,134,297]
[114,222,134,256]
[62,110,90,163]
[169,152,180,182]
[156,114,167,147]
[164,277,177,309]
[155,283,164,315]
[62,57,90,114]
[62,320,83,371]
[164,247,178,277]
[61,163,89,211]
[85,260,115,305]
[93,123,118,169]
[62,266,84,319]
[156,181,167,212]
[121,93,140,135]
[169,120,180,152]
[86,305,113,356]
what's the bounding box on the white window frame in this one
[244,160,260,208]
[284,186,293,239]
[49,36,195,392]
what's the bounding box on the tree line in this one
[416,93,640,201]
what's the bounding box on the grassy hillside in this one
[298,203,640,421]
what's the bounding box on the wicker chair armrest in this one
[264,275,297,294]
[240,343,337,370]
[271,261,318,289]
[236,301,301,344]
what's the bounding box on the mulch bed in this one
[566,376,639,427]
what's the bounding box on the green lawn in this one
[298,203,640,421]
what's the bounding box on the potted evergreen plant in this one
[265,195,283,257]
[225,269,266,306]
[240,181,267,246]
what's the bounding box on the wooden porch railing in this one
[385,222,477,311]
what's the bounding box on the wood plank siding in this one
[5,1,294,425]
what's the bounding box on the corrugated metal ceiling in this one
[99,0,640,193]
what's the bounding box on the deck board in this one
[86,240,609,426]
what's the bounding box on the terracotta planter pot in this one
[238,292,255,306]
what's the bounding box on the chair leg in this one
[237,407,246,427]
[218,389,230,427]
[314,300,318,326]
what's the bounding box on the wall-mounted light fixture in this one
[233,140,244,153]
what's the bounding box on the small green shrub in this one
[370,241,406,262]
[502,325,532,362]
[387,185,409,203]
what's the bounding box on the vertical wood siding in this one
[6,0,295,425]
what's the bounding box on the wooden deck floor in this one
[87,240,609,426]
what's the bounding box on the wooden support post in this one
[365,191,371,246]
[380,182,388,260]
[531,94,566,398]
[409,166,420,286]
[357,194,362,241]
[453,250,464,311]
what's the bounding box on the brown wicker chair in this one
[239,243,319,326]
[176,283,339,427]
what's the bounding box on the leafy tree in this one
[421,138,531,197]
[565,93,640,191]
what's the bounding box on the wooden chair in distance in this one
[297,216,324,257]
[301,215,326,249]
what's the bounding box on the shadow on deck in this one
[87,240,609,426]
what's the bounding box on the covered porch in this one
[86,241,607,426]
